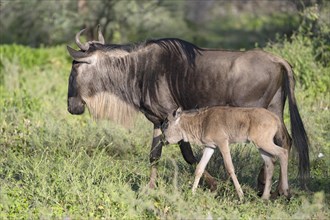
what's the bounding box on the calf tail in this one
[281,59,310,188]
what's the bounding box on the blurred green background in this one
[0,0,325,48]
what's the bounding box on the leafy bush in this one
[266,34,330,97]
[265,4,330,98]
[298,4,330,66]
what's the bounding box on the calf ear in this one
[67,46,92,63]
[174,107,182,119]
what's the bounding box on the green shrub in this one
[265,4,330,98]
[0,44,70,70]
[266,34,329,97]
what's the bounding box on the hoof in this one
[203,171,218,192]
[257,183,265,197]
[270,188,291,200]
[148,180,157,190]
[209,180,218,192]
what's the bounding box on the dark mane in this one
[146,38,202,66]
[88,38,202,66]
[88,43,137,53]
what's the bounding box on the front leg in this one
[193,147,215,192]
[179,140,217,191]
[148,127,163,189]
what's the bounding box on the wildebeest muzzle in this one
[68,97,85,115]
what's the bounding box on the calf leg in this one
[218,140,244,200]
[262,89,292,196]
[258,126,291,198]
[192,147,215,192]
[274,126,291,197]
[259,150,275,200]
[179,141,217,191]
[257,140,290,199]
[277,147,290,197]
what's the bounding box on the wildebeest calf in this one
[162,106,290,200]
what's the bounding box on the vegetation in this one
[1,1,329,219]
[0,0,305,48]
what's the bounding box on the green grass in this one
[1,34,329,219]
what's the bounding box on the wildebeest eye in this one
[73,60,89,66]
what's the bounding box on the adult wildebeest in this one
[66,27,309,195]
[162,107,290,200]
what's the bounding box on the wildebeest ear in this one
[174,107,182,119]
[67,45,92,63]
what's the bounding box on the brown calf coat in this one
[163,106,290,200]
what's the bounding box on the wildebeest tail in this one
[281,59,310,188]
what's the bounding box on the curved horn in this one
[67,46,92,63]
[97,25,105,44]
[75,29,90,51]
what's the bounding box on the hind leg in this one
[262,89,292,197]
[257,140,290,199]
[273,125,291,197]
[259,150,275,199]
[275,145,290,197]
